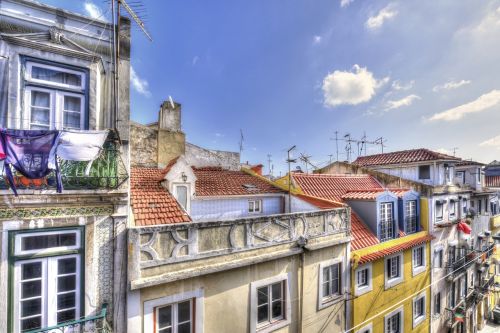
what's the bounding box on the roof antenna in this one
[239,129,244,155]
[169,95,175,109]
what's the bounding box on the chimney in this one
[159,100,182,132]
[251,164,263,176]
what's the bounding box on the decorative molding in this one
[0,205,114,220]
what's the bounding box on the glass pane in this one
[257,304,268,323]
[323,267,330,284]
[31,91,50,107]
[178,322,191,333]
[64,96,81,111]
[57,309,76,324]
[57,292,76,309]
[63,112,81,129]
[58,258,77,274]
[21,233,77,251]
[178,301,191,323]
[21,316,42,331]
[271,283,282,301]
[257,286,268,306]
[22,262,42,280]
[158,305,172,328]
[58,275,76,292]
[158,328,172,333]
[175,186,188,209]
[21,298,42,317]
[22,280,42,299]
[323,281,330,297]
[32,66,82,87]
[271,300,282,319]
[31,108,50,125]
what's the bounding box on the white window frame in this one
[412,245,426,276]
[384,306,404,333]
[173,183,190,213]
[433,246,443,268]
[385,253,404,289]
[435,202,444,222]
[14,229,81,256]
[248,199,263,214]
[412,292,426,328]
[433,292,441,316]
[449,200,457,219]
[155,299,192,333]
[143,289,204,333]
[318,258,343,309]
[26,61,86,91]
[13,254,81,333]
[250,273,291,333]
[354,263,373,296]
[355,322,373,333]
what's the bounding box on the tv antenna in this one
[267,154,273,177]
[238,129,244,155]
[286,145,297,213]
[299,153,319,172]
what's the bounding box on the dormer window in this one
[418,165,430,180]
[380,202,394,242]
[174,184,189,212]
[405,200,417,234]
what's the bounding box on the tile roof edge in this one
[242,168,293,193]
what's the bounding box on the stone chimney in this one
[157,99,186,167]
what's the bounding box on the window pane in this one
[22,262,42,280]
[257,303,269,323]
[271,300,282,319]
[158,305,172,328]
[21,233,77,251]
[57,309,76,324]
[58,275,76,292]
[57,292,76,310]
[31,108,50,124]
[257,286,268,306]
[178,301,191,323]
[22,280,42,299]
[21,316,42,331]
[63,112,81,129]
[58,258,77,275]
[175,186,188,210]
[178,322,191,333]
[64,96,81,112]
[21,298,42,317]
[31,91,50,107]
[271,283,282,301]
[32,66,82,87]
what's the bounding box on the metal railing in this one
[446,250,475,279]
[0,141,128,191]
[24,304,111,333]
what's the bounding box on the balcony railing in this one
[25,304,111,333]
[447,251,476,279]
[0,141,128,192]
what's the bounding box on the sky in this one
[45,0,500,175]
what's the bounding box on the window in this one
[318,259,343,309]
[462,199,468,215]
[144,289,203,333]
[476,167,481,183]
[355,323,373,333]
[249,200,262,214]
[11,229,82,332]
[449,200,456,218]
[380,202,394,242]
[435,202,444,222]
[354,263,373,296]
[156,300,192,333]
[418,165,431,180]
[23,60,87,130]
[456,171,465,184]
[384,307,403,333]
[478,199,482,215]
[412,245,426,276]
[385,253,403,289]
[434,292,441,315]
[405,200,417,234]
[251,274,290,333]
[174,185,189,211]
[413,293,426,327]
[434,248,443,268]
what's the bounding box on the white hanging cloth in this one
[48,130,109,170]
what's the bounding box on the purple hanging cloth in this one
[0,130,61,195]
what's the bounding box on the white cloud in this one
[130,66,151,97]
[322,64,388,108]
[391,80,414,91]
[313,35,322,44]
[215,133,224,137]
[480,135,500,148]
[429,89,500,121]
[340,0,354,8]
[385,94,421,111]
[471,6,500,35]
[432,79,471,92]
[366,3,398,30]
[84,1,103,20]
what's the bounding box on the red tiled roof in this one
[294,193,345,209]
[130,167,191,226]
[341,189,410,200]
[193,167,284,196]
[357,234,434,265]
[486,175,500,187]
[351,212,379,251]
[292,174,383,202]
[353,148,460,167]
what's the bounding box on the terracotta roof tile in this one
[130,167,191,226]
[341,188,410,200]
[193,167,284,196]
[486,175,500,187]
[353,148,460,167]
[351,212,379,251]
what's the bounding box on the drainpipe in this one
[297,236,307,333]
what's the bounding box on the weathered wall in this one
[130,122,158,167]
[158,130,186,167]
[185,142,240,171]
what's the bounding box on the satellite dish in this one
[169,96,175,109]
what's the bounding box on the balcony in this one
[480,275,495,293]
[447,251,476,280]
[0,141,128,192]
[129,208,350,289]
[25,304,111,333]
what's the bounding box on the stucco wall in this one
[190,196,284,221]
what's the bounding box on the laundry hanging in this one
[48,129,109,174]
[1,129,61,195]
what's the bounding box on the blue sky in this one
[47,0,500,175]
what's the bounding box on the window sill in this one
[412,265,426,277]
[385,276,403,289]
[413,315,426,328]
[354,285,372,297]
[256,319,290,333]
[318,294,344,310]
